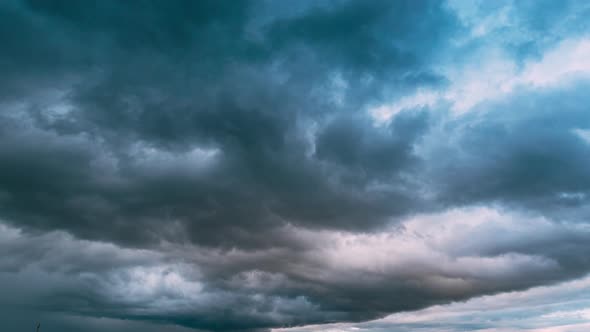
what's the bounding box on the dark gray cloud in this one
[426,81,590,216]
[2,0,590,331]
[3,205,590,331]
[0,0,455,248]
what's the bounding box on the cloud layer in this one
[1,0,590,331]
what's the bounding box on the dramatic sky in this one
[2,0,590,331]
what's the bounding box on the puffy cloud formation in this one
[1,1,590,331]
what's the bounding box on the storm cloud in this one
[1,1,590,331]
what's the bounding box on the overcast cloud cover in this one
[1,0,590,331]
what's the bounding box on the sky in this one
[1,0,590,331]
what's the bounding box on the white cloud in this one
[573,128,590,144]
[521,39,590,87]
[369,37,590,124]
[368,89,439,123]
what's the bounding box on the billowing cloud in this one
[3,206,590,331]
[1,0,590,331]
